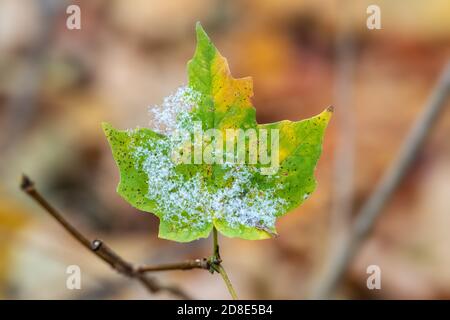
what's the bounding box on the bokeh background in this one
[1,0,450,299]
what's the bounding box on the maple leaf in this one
[103,23,332,242]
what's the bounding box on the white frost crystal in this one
[149,86,200,135]
[136,86,286,231]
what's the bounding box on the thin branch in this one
[136,259,208,272]
[209,227,238,300]
[313,61,450,298]
[214,264,238,300]
[20,175,191,299]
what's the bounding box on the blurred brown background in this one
[0,0,449,299]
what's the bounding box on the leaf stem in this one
[213,226,219,259]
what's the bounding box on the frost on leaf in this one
[103,23,332,242]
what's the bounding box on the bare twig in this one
[20,174,191,299]
[136,259,209,272]
[313,62,450,298]
[214,264,238,300]
[209,227,238,300]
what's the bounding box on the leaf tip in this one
[195,21,209,40]
[101,121,112,133]
[318,106,333,125]
[255,224,278,239]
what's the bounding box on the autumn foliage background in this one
[1,0,450,299]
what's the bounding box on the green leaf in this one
[103,22,332,242]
